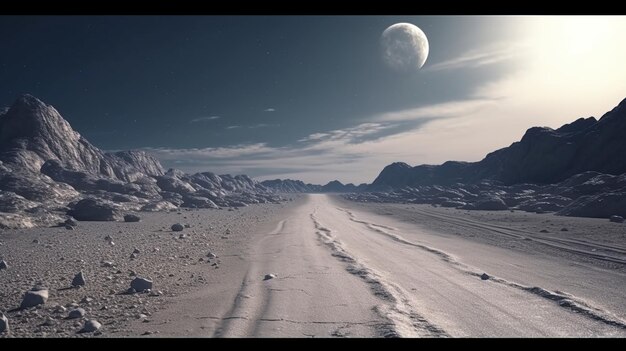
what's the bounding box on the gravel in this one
[0,202,289,337]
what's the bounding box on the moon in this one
[381,23,429,72]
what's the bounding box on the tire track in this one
[311,210,449,338]
[339,207,626,331]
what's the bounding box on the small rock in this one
[126,287,137,294]
[179,234,186,239]
[42,317,56,326]
[480,273,490,280]
[130,277,153,292]
[136,314,148,319]
[80,320,101,333]
[54,305,67,313]
[68,308,86,319]
[206,252,217,259]
[152,247,160,253]
[124,214,141,223]
[72,271,86,287]
[32,239,39,244]
[109,241,116,246]
[130,253,138,259]
[0,260,7,270]
[184,224,191,228]
[171,223,184,232]
[148,290,162,297]
[560,228,569,231]
[263,274,277,281]
[0,313,8,334]
[102,261,114,268]
[80,297,93,304]
[610,215,624,223]
[539,229,549,233]
[104,235,113,242]
[21,290,49,309]
[129,270,137,276]
[133,248,141,254]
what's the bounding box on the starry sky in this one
[2,16,626,184]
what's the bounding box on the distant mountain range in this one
[370,98,626,190]
[260,179,368,193]
[345,97,626,218]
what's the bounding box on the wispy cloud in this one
[298,123,388,144]
[145,96,495,183]
[426,43,519,72]
[373,99,497,122]
[249,123,279,129]
[264,108,276,112]
[189,116,221,123]
[147,143,271,159]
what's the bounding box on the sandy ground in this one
[0,197,300,338]
[2,193,626,337]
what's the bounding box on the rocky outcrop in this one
[346,170,626,219]
[0,94,284,228]
[0,95,164,181]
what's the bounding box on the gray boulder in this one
[124,214,141,222]
[80,319,101,333]
[610,215,625,223]
[20,287,49,308]
[68,307,86,319]
[171,223,184,232]
[0,313,8,334]
[67,198,121,221]
[72,271,86,287]
[130,277,153,292]
[0,260,7,270]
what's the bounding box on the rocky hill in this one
[354,97,626,219]
[0,95,281,228]
[371,98,626,189]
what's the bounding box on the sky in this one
[1,15,626,184]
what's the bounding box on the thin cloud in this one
[426,43,519,72]
[298,123,388,144]
[145,97,491,183]
[248,123,279,129]
[226,125,241,129]
[264,108,276,112]
[189,116,221,123]
[374,99,497,123]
